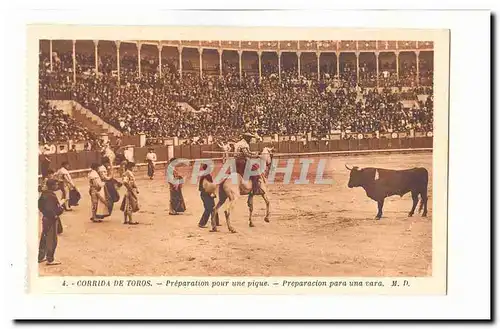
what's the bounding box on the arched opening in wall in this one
[359,52,377,88]
[120,42,138,80]
[181,47,199,76]
[222,50,239,77]
[300,52,317,80]
[75,40,95,75]
[419,51,434,87]
[261,52,278,78]
[242,51,258,78]
[39,40,50,71]
[141,43,159,75]
[378,52,397,88]
[51,40,73,72]
[399,51,417,87]
[319,52,337,79]
[281,52,298,80]
[161,46,179,76]
[339,52,356,87]
[202,48,219,77]
[98,41,117,75]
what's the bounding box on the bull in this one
[345,165,429,219]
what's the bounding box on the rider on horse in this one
[234,132,262,195]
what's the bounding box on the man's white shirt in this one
[146,152,157,162]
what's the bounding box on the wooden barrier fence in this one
[39,136,433,176]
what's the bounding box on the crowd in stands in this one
[39,49,434,145]
[38,95,96,144]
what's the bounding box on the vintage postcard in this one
[28,25,449,295]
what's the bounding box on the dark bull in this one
[345,165,429,219]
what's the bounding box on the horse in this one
[203,146,274,233]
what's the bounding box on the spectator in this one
[38,179,65,265]
[39,48,434,144]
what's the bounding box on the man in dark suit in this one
[198,164,218,228]
[38,179,65,265]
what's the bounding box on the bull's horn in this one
[345,164,352,171]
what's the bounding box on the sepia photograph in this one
[27,25,449,295]
[2,5,491,320]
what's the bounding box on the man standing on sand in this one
[55,161,77,211]
[121,162,140,225]
[198,163,218,228]
[39,146,51,179]
[38,179,65,265]
[146,148,157,180]
[38,169,65,234]
[88,163,107,223]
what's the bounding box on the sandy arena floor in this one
[39,152,432,277]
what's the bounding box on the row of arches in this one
[39,40,434,86]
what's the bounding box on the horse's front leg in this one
[248,194,254,227]
[262,194,270,222]
[226,195,237,233]
[210,198,225,232]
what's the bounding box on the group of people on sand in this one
[37,144,140,266]
[37,132,267,265]
[37,160,81,266]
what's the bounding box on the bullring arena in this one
[39,150,432,277]
[37,37,435,277]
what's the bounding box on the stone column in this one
[336,52,340,79]
[93,40,99,75]
[278,51,281,81]
[238,50,243,79]
[72,40,76,84]
[137,42,142,76]
[49,39,53,71]
[316,51,321,81]
[356,51,360,84]
[395,51,399,81]
[375,51,379,88]
[199,47,203,79]
[297,51,301,77]
[115,41,121,83]
[178,46,183,79]
[416,50,420,86]
[218,48,223,77]
[258,51,262,82]
[158,43,163,77]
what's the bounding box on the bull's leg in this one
[262,194,270,222]
[409,191,419,217]
[421,190,428,217]
[418,196,424,214]
[248,194,255,227]
[375,199,384,220]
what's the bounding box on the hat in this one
[46,179,59,190]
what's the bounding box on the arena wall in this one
[39,136,433,178]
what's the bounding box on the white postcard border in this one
[6,7,491,320]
